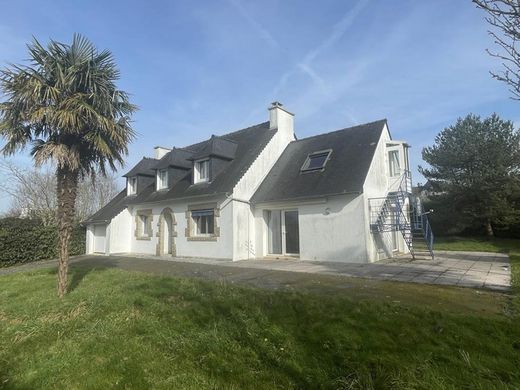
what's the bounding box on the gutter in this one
[252,190,362,207]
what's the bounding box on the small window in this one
[135,209,153,240]
[192,209,214,236]
[388,150,400,177]
[195,160,209,183]
[128,177,137,195]
[157,169,168,190]
[139,215,152,236]
[301,150,332,172]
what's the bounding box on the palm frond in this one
[0,34,137,175]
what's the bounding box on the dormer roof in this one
[122,157,157,178]
[188,135,238,161]
[153,147,193,170]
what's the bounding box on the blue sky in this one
[0,0,518,212]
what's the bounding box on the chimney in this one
[268,101,294,139]
[154,146,171,159]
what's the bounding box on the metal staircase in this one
[369,170,434,260]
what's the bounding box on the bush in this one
[0,218,85,267]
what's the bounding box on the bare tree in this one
[75,173,120,222]
[474,0,520,99]
[0,161,57,224]
[0,160,120,224]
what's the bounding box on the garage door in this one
[93,224,107,253]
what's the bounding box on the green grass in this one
[1,261,520,389]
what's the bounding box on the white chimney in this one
[154,146,171,159]
[268,101,295,140]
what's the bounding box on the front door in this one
[267,210,300,256]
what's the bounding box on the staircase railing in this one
[369,170,434,260]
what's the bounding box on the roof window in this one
[301,149,332,172]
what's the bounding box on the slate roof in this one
[122,157,158,177]
[86,121,275,223]
[129,121,275,205]
[250,119,387,204]
[85,189,129,223]
[188,135,238,161]
[153,147,193,170]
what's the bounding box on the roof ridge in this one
[218,121,269,138]
[295,119,387,143]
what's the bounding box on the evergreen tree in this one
[420,114,520,237]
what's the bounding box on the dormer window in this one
[127,177,137,195]
[157,169,168,190]
[194,159,209,183]
[301,150,332,172]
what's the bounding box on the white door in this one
[93,224,106,253]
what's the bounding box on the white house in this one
[85,102,433,263]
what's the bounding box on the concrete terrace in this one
[120,250,511,292]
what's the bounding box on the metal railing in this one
[368,170,434,260]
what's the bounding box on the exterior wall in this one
[128,195,233,259]
[232,200,255,260]
[253,194,368,263]
[108,209,132,254]
[233,108,295,200]
[362,124,409,262]
[231,105,295,261]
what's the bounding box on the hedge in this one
[0,218,85,267]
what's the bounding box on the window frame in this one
[127,177,137,195]
[135,209,153,240]
[388,150,401,177]
[194,159,210,183]
[185,203,220,241]
[157,169,169,190]
[192,209,215,237]
[300,149,332,173]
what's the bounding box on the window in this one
[157,169,168,190]
[185,203,220,241]
[140,215,152,236]
[135,209,153,240]
[192,209,214,236]
[388,150,400,177]
[194,160,209,183]
[128,177,137,195]
[301,150,332,172]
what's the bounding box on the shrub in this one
[0,218,85,267]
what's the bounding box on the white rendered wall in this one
[232,200,255,260]
[233,106,295,200]
[129,195,233,259]
[231,105,295,261]
[108,208,132,254]
[253,194,368,263]
[362,124,409,262]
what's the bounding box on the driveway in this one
[0,250,510,292]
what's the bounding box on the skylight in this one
[301,150,332,172]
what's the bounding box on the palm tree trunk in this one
[56,166,79,298]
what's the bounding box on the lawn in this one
[0,238,519,389]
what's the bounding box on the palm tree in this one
[0,35,136,297]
